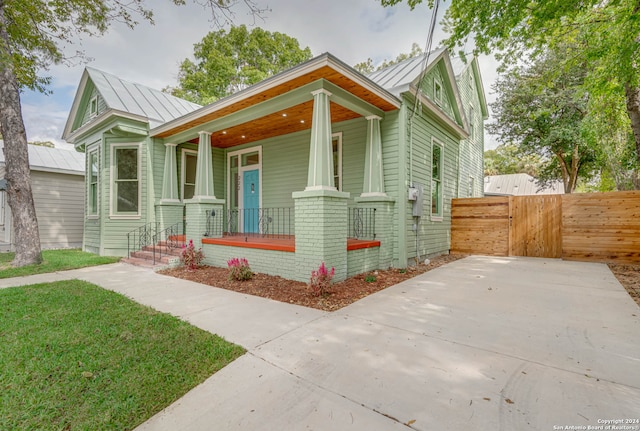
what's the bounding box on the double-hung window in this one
[88,149,98,216]
[431,139,443,220]
[111,144,140,217]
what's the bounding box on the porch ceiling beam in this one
[320,80,385,119]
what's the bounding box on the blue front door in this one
[243,169,260,233]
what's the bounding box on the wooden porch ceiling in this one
[154,64,399,148]
[188,101,361,148]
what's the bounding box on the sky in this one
[19,0,499,150]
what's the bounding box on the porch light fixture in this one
[300,120,305,124]
[282,113,287,117]
[222,131,227,135]
[241,135,246,139]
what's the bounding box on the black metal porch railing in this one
[348,207,376,240]
[127,221,158,258]
[205,207,294,239]
[152,221,185,265]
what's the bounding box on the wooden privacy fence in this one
[451,190,640,263]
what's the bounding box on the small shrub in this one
[227,257,253,281]
[364,274,377,283]
[309,262,335,297]
[181,240,204,270]
[398,268,407,274]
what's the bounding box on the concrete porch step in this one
[130,249,179,265]
[142,244,183,257]
[121,256,169,270]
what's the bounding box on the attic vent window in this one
[434,79,443,106]
[89,96,98,117]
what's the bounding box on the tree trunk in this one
[625,84,640,164]
[0,3,42,266]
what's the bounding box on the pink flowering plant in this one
[309,262,335,297]
[181,239,204,270]
[227,257,253,281]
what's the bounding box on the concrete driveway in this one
[131,256,640,430]
[3,256,638,430]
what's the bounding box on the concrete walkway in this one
[1,256,639,430]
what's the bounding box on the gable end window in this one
[88,149,98,216]
[431,139,444,220]
[434,78,443,105]
[110,144,140,218]
[89,96,98,117]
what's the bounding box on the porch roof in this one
[149,53,402,148]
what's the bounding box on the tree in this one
[380,0,640,163]
[169,25,312,105]
[484,144,542,177]
[0,0,264,267]
[487,45,596,193]
[585,92,640,191]
[354,42,423,74]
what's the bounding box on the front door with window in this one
[227,146,262,234]
[243,169,260,233]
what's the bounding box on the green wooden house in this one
[62,49,488,282]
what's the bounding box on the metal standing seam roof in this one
[0,140,85,175]
[85,67,202,129]
[367,47,446,96]
[484,173,564,196]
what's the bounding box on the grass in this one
[0,280,245,430]
[0,249,120,279]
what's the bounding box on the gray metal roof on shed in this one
[484,173,564,196]
[85,67,201,129]
[367,47,445,96]
[0,140,84,176]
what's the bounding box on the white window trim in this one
[431,138,444,222]
[469,104,475,140]
[89,96,98,117]
[109,142,141,220]
[433,78,443,106]
[332,132,343,191]
[180,148,198,202]
[226,145,263,211]
[87,145,99,219]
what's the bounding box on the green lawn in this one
[0,249,121,279]
[0,280,245,430]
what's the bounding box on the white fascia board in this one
[408,86,469,139]
[150,53,401,138]
[31,166,84,176]
[62,70,91,141]
[65,109,149,144]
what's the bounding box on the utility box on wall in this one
[410,183,424,217]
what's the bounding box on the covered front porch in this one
[152,54,399,281]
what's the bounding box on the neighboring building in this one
[484,173,564,196]
[62,49,488,281]
[0,141,85,252]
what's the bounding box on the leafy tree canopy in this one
[169,25,312,105]
[487,42,597,193]
[380,0,640,161]
[484,144,542,177]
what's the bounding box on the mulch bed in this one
[159,254,466,312]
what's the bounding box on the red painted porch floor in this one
[200,234,380,252]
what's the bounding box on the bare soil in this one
[160,256,640,311]
[608,263,640,307]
